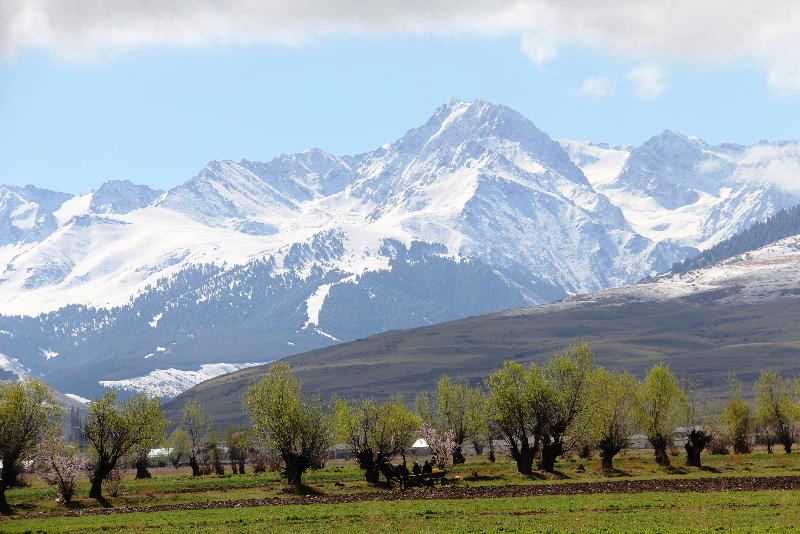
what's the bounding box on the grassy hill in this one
[164,295,800,428]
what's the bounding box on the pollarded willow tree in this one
[85,392,167,499]
[415,376,486,465]
[0,379,62,512]
[682,379,713,467]
[722,372,752,454]
[486,361,548,475]
[636,364,687,467]
[332,396,420,484]
[589,369,640,470]
[755,369,799,454]
[180,401,211,476]
[243,363,331,488]
[537,343,597,472]
[132,399,168,479]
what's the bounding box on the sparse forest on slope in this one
[671,203,800,273]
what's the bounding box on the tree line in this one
[2,342,800,511]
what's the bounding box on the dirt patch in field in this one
[5,475,800,521]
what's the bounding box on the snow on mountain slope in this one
[99,362,265,398]
[0,185,72,246]
[511,234,800,317]
[1,99,798,397]
[0,207,279,314]
[562,134,800,249]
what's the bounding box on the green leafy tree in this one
[589,369,639,470]
[243,363,331,487]
[755,369,799,454]
[180,401,211,476]
[416,376,486,464]
[86,392,166,499]
[226,427,250,474]
[538,343,597,471]
[486,361,548,475]
[333,396,420,484]
[168,429,191,468]
[636,364,687,467]
[722,373,752,454]
[0,379,62,512]
[131,397,168,479]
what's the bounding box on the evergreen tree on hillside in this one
[673,203,800,274]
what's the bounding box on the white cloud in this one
[577,76,610,98]
[2,1,800,92]
[767,62,800,94]
[627,64,667,99]
[520,32,557,65]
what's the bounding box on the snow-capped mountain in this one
[0,99,797,399]
[561,133,799,249]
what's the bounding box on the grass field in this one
[4,449,800,532]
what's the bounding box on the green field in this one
[4,450,800,533]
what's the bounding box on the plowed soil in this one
[5,474,800,521]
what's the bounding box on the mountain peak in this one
[389,99,588,185]
[89,180,162,215]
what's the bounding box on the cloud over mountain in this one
[4,1,800,90]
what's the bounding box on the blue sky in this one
[2,2,800,193]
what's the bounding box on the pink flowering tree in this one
[420,423,457,469]
[36,438,89,505]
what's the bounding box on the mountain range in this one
[0,99,798,400]
[166,233,800,427]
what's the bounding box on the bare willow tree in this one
[636,364,687,467]
[244,363,331,488]
[86,392,166,499]
[181,401,211,476]
[682,379,712,467]
[0,379,62,512]
[333,396,420,484]
[416,376,486,464]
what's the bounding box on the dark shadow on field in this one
[601,468,631,477]
[94,496,113,508]
[281,484,325,496]
[464,471,503,482]
[699,466,721,473]
[665,466,689,475]
[546,470,571,480]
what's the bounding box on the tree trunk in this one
[685,430,711,468]
[488,439,496,463]
[766,436,773,454]
[782,439,793,454]
[231,462,238,474]
[0,482,7,513]
[539,439,563,472]
[238,459,245,474]
[512,440,535,475]
[650,435,671,467]
[452,446,466,465]
[283,454,304,487]
[1,461,18,488]
[732,435,750,454]
[472,440,484,456]
[89,457,113,499]
[135,457,151,479]
[189,456,201,476]
[600,445,620,470]
[358,450,380,484]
